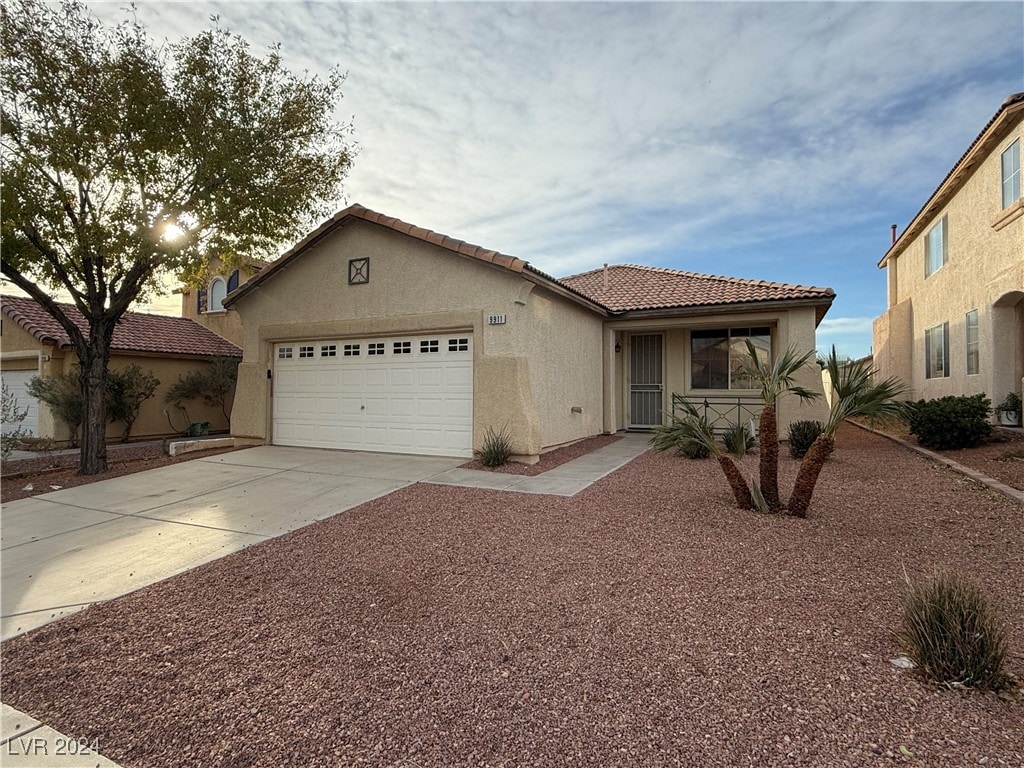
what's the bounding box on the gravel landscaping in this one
[855,418,1024,492]
[2,425,1021,767]
[460,434,622,476]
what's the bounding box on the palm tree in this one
[738,341,820,512]
[650,406,753,510]
[787,348,909,517]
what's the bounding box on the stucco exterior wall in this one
[230,220,603,458]
[604,305,829,435]
[180,258,259,346]
[875,112,1023,404]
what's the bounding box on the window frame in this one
[924,215,947,278]
[1002,138,1021,209]
[689,326,772,391]
[208,277,228,312]
[925,322,950,379]
[965,310,979,376]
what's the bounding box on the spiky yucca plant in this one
[737,341,819,512]
[787,348,909,516]
[650,402,752,509]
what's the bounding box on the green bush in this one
[107,364,159,442]
[909,394,991,450]
[722,423,755,458]
[165,357,239,421]
[788,420,825,458]
[894,571,1012,691]
[28,372,83,442]
[650,415,711,459]
[479,425,513,467]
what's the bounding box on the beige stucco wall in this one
[604,305,829,436]
[874,112,1024,404]
[229,220,605,458]
[2,316,233,443]
[180,258,259,347]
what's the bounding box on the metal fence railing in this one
[671,393,763,435]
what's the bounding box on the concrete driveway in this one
[1,446,462,641]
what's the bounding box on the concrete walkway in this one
[0,435,651,767]
[426,432,650,495]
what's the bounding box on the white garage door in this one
[273,334,473,457]
[1,368,39,437]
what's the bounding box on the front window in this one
[691,327,771,390]
[924,215,947,278]
[925,322,949,379]
[1002,138,1021,209]
[965,310,979,375]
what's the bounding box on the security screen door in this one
[629,334,663,428]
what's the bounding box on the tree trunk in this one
[787,433,836,517]
[717,455,753,510]
[77,334,113,475]
[758,403,782,511]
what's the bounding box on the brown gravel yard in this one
[855,418,1024,492]
[460,434,622,476]
[2,425,1022,767]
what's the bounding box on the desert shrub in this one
[28,372,83,443]
[650,415,711,459]
[722,422,755,458]
[908,394,991,450]
[107,364,159,442]
[479,425,513,467]
[1,382,30,459]
[788,420,825,458]
[165,357,240,421]
[894,571,1012,691]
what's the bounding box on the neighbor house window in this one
[925,322,949,379]
[965,310,979,375]
[924,215,947,278]
[1002,138,1021,208]
[208,278,227,311]
[690,327,771,390]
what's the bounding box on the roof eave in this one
[879,92,1024,269]
[608,295,835,325]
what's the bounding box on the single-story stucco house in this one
[0,295,242,443]
[222,205,834,462]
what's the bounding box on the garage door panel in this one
[274,335,472,457]
[390,398,415,418]
[417,367,443,387]
[444,366,473,387]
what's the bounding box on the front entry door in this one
[629,334,663,428]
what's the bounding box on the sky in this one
[47,2,1024,356]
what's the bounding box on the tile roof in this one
[226,203,830,317]
[560,264,835,313]
[1,295,242,358]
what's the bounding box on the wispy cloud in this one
[81,1,1021,354]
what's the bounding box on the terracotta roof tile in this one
[1,295,242,358]
[559,264,834,312]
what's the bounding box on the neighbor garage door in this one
[1,368,39,437]
[273,334,473,457]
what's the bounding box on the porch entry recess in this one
[629,334,664,428]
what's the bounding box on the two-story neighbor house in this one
[873,92,1024,409]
